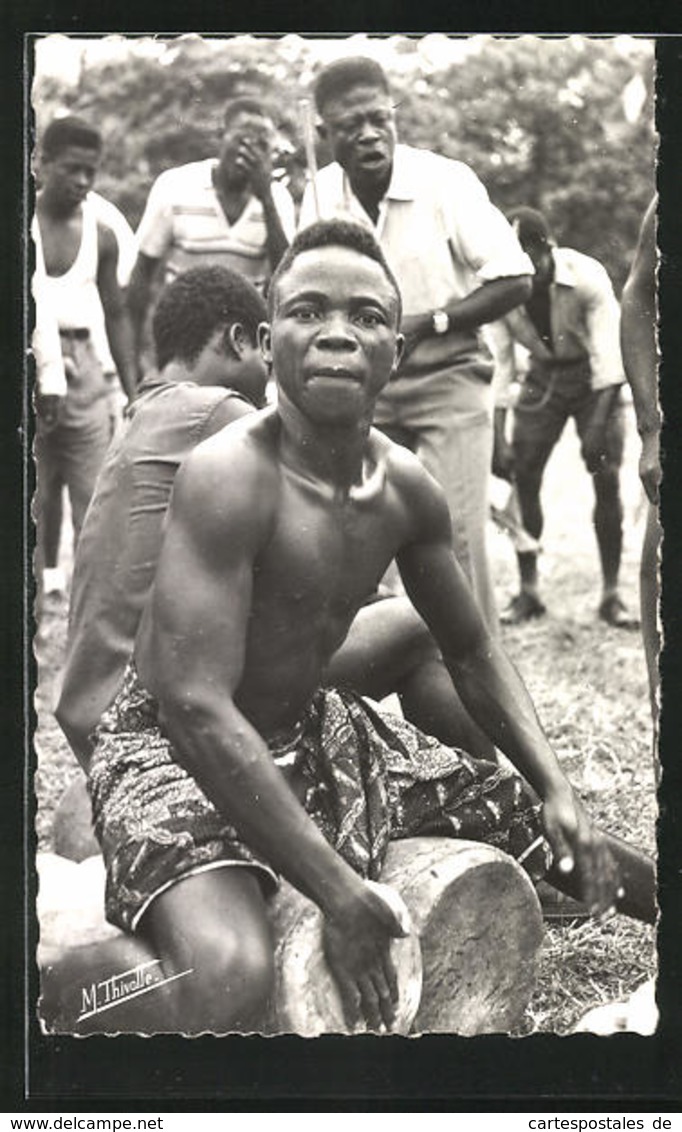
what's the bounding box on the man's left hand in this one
[542,786,621,916]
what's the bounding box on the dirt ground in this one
[32,397,658,1035]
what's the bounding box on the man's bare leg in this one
[40,933,178,1034]
[329,596,495,758]
[142,867,275,1035]
[42,868,276,1035]
[502,433,553,622]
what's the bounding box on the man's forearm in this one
[444,639,569,800]
[259,188,289,272]
[162,696,365,916]
[493,406,508,448]
[403,277,532,348]
[447,276,532,332]
[621,288,659,436]
[104,309,138,401]
[127,256,157,371]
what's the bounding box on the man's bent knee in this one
[142,867,275,1033]
[171,927,274,1033]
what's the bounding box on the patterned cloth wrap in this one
[89,663,551,932]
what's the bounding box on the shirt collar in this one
[206,159,260,220]
[383,145,418,201]
[341,144,417,205]
[551,247,577,288]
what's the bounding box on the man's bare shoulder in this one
[190,405,278,463]
[95,215,119,257]
[171,407,281,542]
[370,428,451,532]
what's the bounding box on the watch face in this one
[433,311,449,335]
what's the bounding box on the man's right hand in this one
[235,136,273,202]
[322,880,411,1032]
[36,392,64,431]
[639,430,661,505]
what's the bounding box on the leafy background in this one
[31,33,656,292]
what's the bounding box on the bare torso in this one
[38,207,86,276]
[136,408,417,736]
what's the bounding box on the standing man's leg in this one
[34,426,67,604]
[409,369,499,634]
[503,370,566,623]
[578,392,638,628]
[60,335,112,549]
[62,397,112,548]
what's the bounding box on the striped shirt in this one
[136,158,296,291]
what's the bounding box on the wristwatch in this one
[432,309,449,335]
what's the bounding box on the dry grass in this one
[32,400,657,1035]
[489,403,657,1034]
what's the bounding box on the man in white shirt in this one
[299,57,534,631]
[34,115,137,600]
[128,97,295,378]
[490,207,636,628]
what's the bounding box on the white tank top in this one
[35,197,103,335]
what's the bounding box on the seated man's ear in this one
[224,322,247,359]
[258,322,272,365]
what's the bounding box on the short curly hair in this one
[268,219,402,322]
[152,266,267,372]
[41,115,102,161]
[313,57,389,115]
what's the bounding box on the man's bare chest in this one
[39,214,85,277]
[253,476,401,623]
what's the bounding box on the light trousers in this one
[374,361,497,632]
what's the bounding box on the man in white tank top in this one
[33,115,137,601]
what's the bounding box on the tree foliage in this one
[31,33,656,291]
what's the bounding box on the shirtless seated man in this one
[57,264,489,775]
[53,221,655,1037]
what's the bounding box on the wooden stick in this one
[299,98,321,221]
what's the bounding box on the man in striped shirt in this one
[128,97,295,378]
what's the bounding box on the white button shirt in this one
[489,246,625,408]
[300,144,533,372]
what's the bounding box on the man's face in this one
[319,85,396,192]
[40,145,100,210]
[262,245,403,426]
[217,111,275,184]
